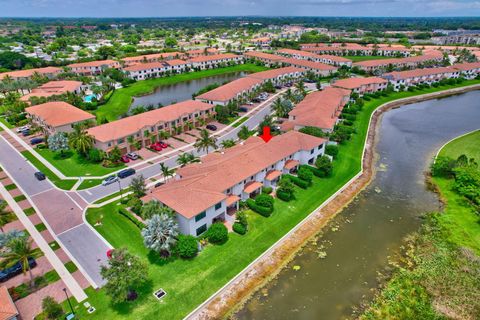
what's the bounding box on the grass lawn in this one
[232,116,249,128]
[21,150,77,190]
[77,179,103,190]
[0,117,14,129]
[35,148,124,177]
[5,183,17,191]
[24,208,36,216]
[74,79,480,320]
[95,64,269,121]
[345,55,397,62]
[438,130,480,161]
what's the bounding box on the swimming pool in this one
[84,94,96,103]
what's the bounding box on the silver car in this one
[102,175,118,186]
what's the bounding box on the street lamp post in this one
[63,288,75,316]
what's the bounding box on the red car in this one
[149,144,162,151]
[159,142,168,149]
[120,155,130,163]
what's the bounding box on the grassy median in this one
[76,79,480,320]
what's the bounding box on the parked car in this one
[102,175,118,186]
[34,171,46,181]
[154,181,164,188]
[275,85,282,89]
[126,152,139,160]
[117,168,136,179]
[30,137,44,145]
[120,155,130,163]
[16,125,30,133]
[158,142,168,149]
[239,107,248,113]
[149,143,162,151]
[206,124,217,131]
[246,102,254,105]
[0,257,37,282]
[21,130,31,136]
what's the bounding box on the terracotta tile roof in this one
[287,87,351,130]
[353,53,443,68]
[284,159,299,170]
[123,61,165,72]
[247,66,304,81]
[244,181,263,193]
[166,59,189,66]
[0,66,62,80]
[278,48,321,58]
[383,66,458,81]
[244,51,285,62]
[186,48,218,55]
[0,286,18,320]
[21,80,82,101]
[144,131,326,218]
[87,100,213,142]
[196,77,262,102]
[187,53,240,63]
[332,77,387,89]
[265,170,282,180]
[281,57,337,71]
[121,52,184,62]
[451,61,480,71]
[67,59,119,68]
[26,101,95,127]
[226,195,240,206]
[317,54,352,63]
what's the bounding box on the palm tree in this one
[194,129,217,154]
[0,200,11,232]
[159,163,175,181]
[272,98,285,118]
[141,214,179,256]
[294,81,306,96]
[283,88,294,101]
[3,237,36,288]
[69,125,94,156]
[176,152,200,167]
[221,139,236,149]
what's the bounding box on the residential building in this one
[352,53,444,73]
[281,57,337,76]
[123,60,191,80]
[187,53,243,70]
[196,77,263,106]
[20,80,83,102]
[67,60,120,75]
[121,52,186,66]
[0,66,62,80]
[451,61,480,79]
[87,100,215,154]
[251,37,272,47]
[26,101,96,133]
[243,51,285,66]
[186,48,218,58]
[281,87,351,132]
[142,131,327,236]
[331,77,388,95]
[277,48,352,67]
[0,286,18,320]
[382,67,460,90]
[247,67,305,85]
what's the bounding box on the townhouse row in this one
[299,43,412,57]
[276,48,353,67]
[142,131,327,236]
[352,52,444,73]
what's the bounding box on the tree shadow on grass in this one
[110,279,155,315]
[147,250,177,266]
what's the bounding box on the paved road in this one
[0,136,110,288]
[78,93,276,203]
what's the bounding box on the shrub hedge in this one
[276,190,293,202]
[118,208,145,229]
[246,199,273,217]
[232,222,247,235]
[285,174,310,189]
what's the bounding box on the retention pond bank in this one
[234,90,480,319]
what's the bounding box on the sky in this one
[2,0,480,17]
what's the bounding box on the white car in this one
[102,175,119,186]
[16,125,30,133]
[127,152,139,160]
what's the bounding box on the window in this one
[117,138,125,144]
[195,211,206,222]
[215,202,222,210]
[196,224,207,236]
[310,149,314,154]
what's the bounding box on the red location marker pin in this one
[260,126,272,143]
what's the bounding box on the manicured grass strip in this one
[93,187,132,205]
[345,55,399,62]
[64,261,78,273]
[21,150,78,190]
[232,116,249,128]
[0,117,14,129]
[49,241,60,251]
[24,207,36,216]
[438,130,480,161]
[77,79,480,320]
[35,223,47,232]
[95,63,269,121]
[77,179,103,190]
[13,195,26,202]
[36,148,125,177]
[5,183,17,191]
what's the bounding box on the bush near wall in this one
[284,174,310,189]
[246,199,273,217]
[118,208,145,229]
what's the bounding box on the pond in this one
[234,91,480,319]
[129,71,247,112]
